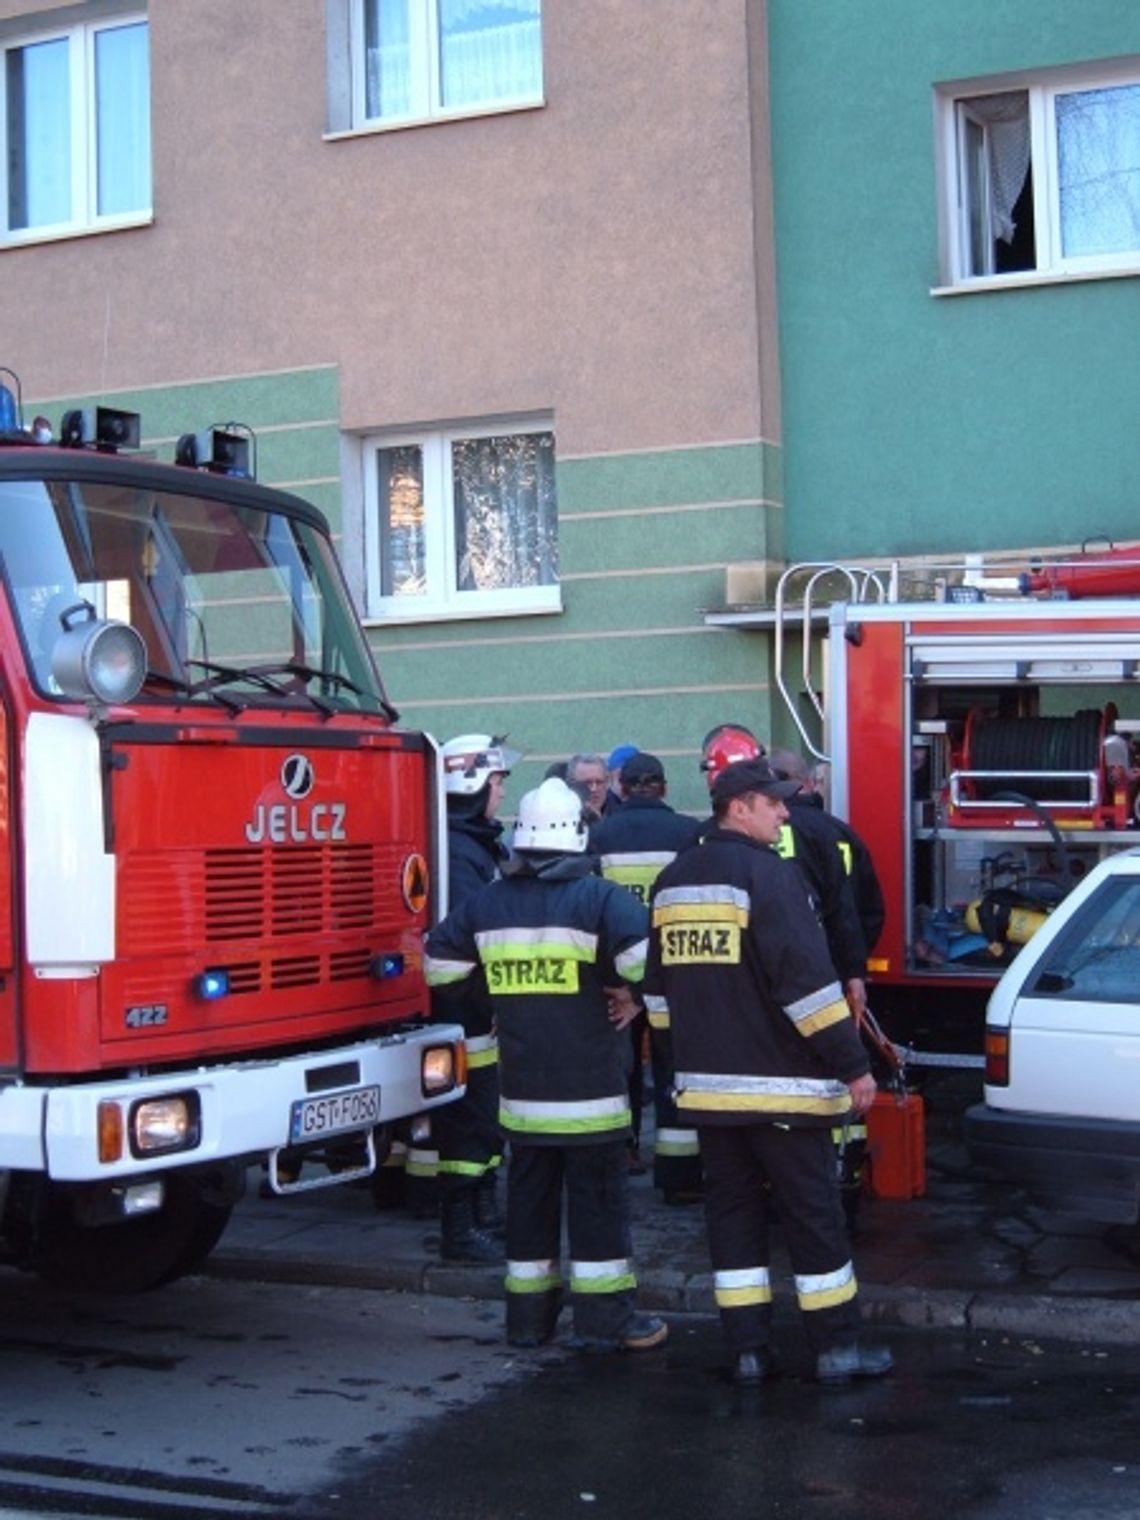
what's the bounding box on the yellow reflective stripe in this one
[653,901,750,927]
[714,1267,772,1307]
[677,1072,849,1102]
[600,854,675,905]
[500,1095,630,1136]
[405,1148,438,1178]
[438,1156,499,1177]
[424,954,477,986]
[654,1127,700,1157]
[614,937,647,983]
[643,993,669,1030]
[506,1259,563,1294]
[676,1090,852,1117]
[831,1123,867,1143]
[775,824,796,859]
[785,982,845,1024]
[570,1258,637,1294]
[600,852,676,871]
[465,1034,499,1068]
[796,998,851,1037]
[795,1263,857,1312]
[837,839,853,875]
[475,926,598,957]
[654,883,751,915]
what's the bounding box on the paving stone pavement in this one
[206,1073,1139,1346]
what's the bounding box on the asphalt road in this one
[0,1269,1135,1520]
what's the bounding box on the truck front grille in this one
[120,842,391,956]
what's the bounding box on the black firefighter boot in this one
[440,1189,501,1265]
[506,1287,564,1348]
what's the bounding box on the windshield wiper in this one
[144,666,244,715]
[185,659,295,698]
[185,658,344,719]
[282,661,397,720]
[144,668,195,697]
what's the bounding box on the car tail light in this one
[984,1026,1010,1086]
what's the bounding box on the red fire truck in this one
[0,375,464,1290]
[710,557,1140,1051]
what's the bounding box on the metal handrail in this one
[772,562,890,761]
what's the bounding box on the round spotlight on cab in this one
[51,617,146,705]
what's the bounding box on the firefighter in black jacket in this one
[768,747,887,1223]
[591,752,702,1194]
[431,734,519,1263]
[645,758,892,1386]
[767,748,885,956]
[425,778,668,1354]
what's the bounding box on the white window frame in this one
[936,58,1140,290]
[330,0,544,135]
[361,418,561,625]
[0,11,151,247]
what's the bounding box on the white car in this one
[965,848,1140,1224]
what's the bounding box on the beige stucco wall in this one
[2,0,778,456]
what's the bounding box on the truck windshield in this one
[0,475,389,715]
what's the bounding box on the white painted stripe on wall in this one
[29,362,338,406]
[560,562,736,582]
[395,681,768,711]
[560,498,778,521]
[370,624,721,653]
[557,435,774,460]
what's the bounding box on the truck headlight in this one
[129,1092,201,1157]
[51,616,146,705]
[421,1043,463,1097]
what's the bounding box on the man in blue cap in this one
[605,744,639,812]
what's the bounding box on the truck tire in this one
[30,1178,233,1294]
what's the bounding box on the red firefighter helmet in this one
[699,725,765,791]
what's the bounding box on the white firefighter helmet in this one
[440,733,521,796]
[512,778,588,854]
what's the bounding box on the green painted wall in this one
[767,1,1140,562]
[371,441,785,815]
[33,366,343,525]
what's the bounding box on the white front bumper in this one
[0,1025,465,1182]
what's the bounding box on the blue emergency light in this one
[195,969,231,1001]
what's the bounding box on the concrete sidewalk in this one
[205,1076,1140,1347]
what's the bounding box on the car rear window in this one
[1026,876,1140,1004]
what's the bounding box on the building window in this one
[938,63,1140,285]
[363,422,559,621]
[349,0,542,128]
[2,14,150,242]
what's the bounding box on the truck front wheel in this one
[26,1176,233,1293]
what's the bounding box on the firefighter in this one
[591,752,702,1191]
[767,748,885,956]
[424,778,668,1354]
[430,733,520,1264]
[644,757,892,1386]
[646,724,868,1212]
[702,728,867,1018]
[767,747,886,1225]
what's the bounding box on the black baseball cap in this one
[620,751,666,786]
[711,757,801,806]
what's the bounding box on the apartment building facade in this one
[3,1,1139,807]
[1,0,782,810]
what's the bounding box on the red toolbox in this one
[865,1089,926,1199]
